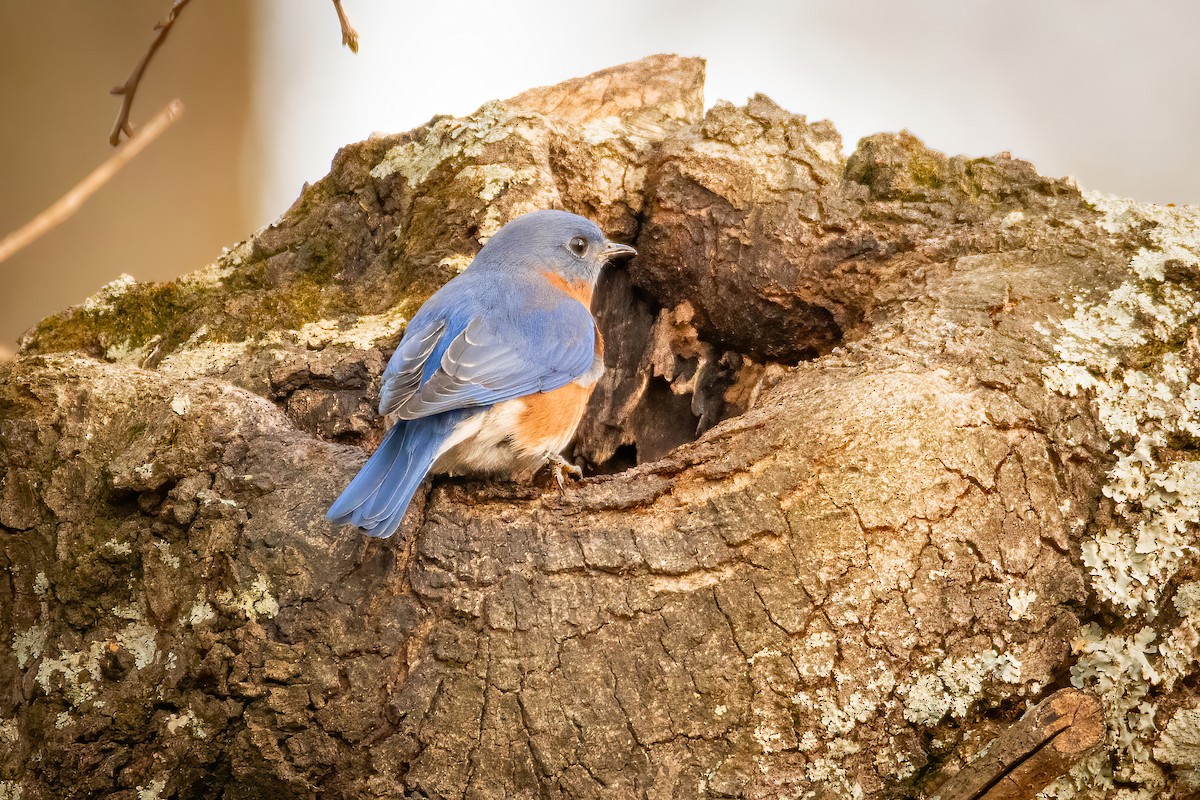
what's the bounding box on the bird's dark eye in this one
[568,236,588,257]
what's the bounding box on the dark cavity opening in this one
[571,260,819,474]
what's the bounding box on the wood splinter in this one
[928,688,1105,800]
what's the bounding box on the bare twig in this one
[332,0,359,52]
[109,0,192,146]
[928,688,1104,800]
[108,0,357,143]
[0,101,184,266]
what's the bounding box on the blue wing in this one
[379,275,596,420]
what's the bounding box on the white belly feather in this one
[432,400,529,476]
[429,355,602,479]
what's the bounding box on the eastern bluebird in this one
[327,209,636,539]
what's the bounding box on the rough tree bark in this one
[4,55,1200,800]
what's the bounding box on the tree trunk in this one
[4,55,1200,800]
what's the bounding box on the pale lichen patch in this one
[1153,706,1200,787]
[1037,194,1200,798]
[1050,580,1200,800]
[1007,587,1038,620]
[793,630,837,679]
[458,163,515,202]
[186,601,216,626]
[154,332,250,379]
[751,717,784,753]
[165,708,207,739]
[1000,210,1026,230]
[286,305,408,352]
[153,305,411,381]
[216,577,280,621]
[801,738,867,800]
[153,540,181,569]
[896,648,1022,726]
[82,274,137,313]
[12,624,47,669]
[1044,194,1200,617]
[439,254,474,274]
[116,621,158,670]
[32,618,159,711]
[370,101,516,184]
[111,604,141,621]
[793,686,886,738]
[1062,624,1169,796]
[177,257,238,291]
[455,163,544,240]
[169,395,190,416]
[1173,580,1200,618]
[103,538,133,556]
[34,647,100,706]
[901,673,951,725]
[1038,751,1116,799]
[136,778,167,800]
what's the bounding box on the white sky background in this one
[247,0,1200,225]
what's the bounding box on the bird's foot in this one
[545,453,583,492]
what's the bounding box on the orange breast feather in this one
[516,382,593,451]
[542,272,593,306]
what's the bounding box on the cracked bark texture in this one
[3,55,1199,799]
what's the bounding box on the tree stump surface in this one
[4,55,1200,800]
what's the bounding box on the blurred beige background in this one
[4,0,1200,357]
[0,0,253,359]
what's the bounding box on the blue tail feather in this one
[327,414,460,539]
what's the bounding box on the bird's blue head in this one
[472,209,636,287]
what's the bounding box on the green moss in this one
[23,257,370,358]
[908,155,944,190]
[845,131,950,200]
[20,311,94,354]
[180,279,359,344]
[218,281,328,341]
[24,282,211,357]
[959,158,996,199]
[850,162,878,190]
[221,259,269,292]
[296,241,342,285]
[19,145,452,362]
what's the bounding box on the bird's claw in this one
[546,453,583,492]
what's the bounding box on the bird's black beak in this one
[601,241,637,261]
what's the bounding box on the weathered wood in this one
[504,53,705,126]
[929,689,1105,800]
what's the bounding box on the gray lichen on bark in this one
[3,55,1200,799]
